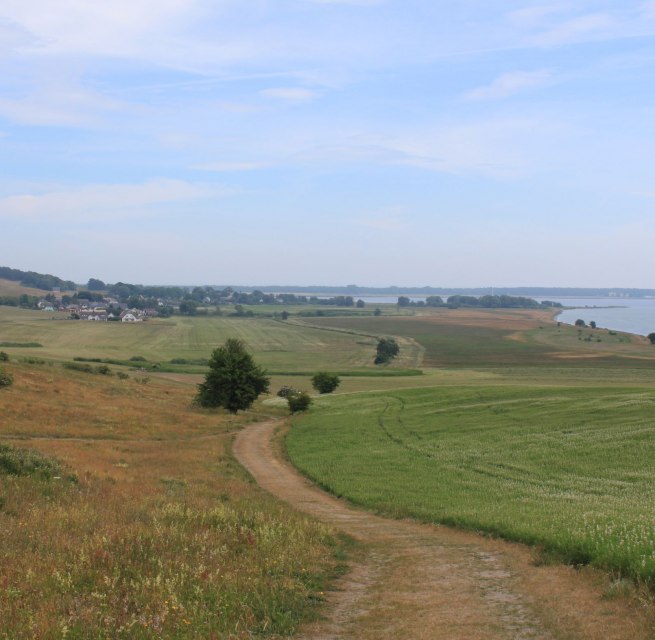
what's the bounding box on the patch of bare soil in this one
[414,308,556,331]
[233,420,655,640]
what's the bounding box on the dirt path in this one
[233,420,654,640]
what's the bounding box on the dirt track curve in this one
[233,420,654,640]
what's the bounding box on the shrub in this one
[63,362,94,373]
[0,351,8,362]
[288,392,312,414]
[0,341,42,348]
[574,319,586,327]
[116,371,129,380]
[648,333,655,345]
[0,444,64,479]
[0,368,13,388]
[96,365,112,375]
[129,356,147,362]
[277,385,299,399]
[311,372,340,394]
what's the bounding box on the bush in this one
[574,319,586,327]
[288,392,312,414]
[130,356,147,362]
[648,333,655,345]
[311,372,340,394]
[277,385,299,399]
[0,351,8,362]
[0,342,42,348]
[0,444,66,479]
[116,371,129,380]
[96,365,112,375]
[0,368,13,388]
[63,362,94,373]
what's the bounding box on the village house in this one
[78,309,108,321]
[120,309,146,323]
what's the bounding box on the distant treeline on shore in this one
[2,265,653,299]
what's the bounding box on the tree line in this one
[0,266,76,292]
[397,294,562,309]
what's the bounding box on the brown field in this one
[412,306,557,329]
[0,278,49,298]
[0,361,339,639]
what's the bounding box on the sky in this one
[1,1,655,287]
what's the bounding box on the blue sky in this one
[1,1,655,287]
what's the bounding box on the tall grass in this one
[0,363,341,638]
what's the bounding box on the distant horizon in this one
[5,264,655,294]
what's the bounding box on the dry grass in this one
[412,306,557,329]
[0,362,340,639]
[0,278,47,298]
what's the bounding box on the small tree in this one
[196,339,270,413]
[373,308,382,317]
[574,319,586,327]
[0,352,8,362]
[648,333,655,345]
[311,372,340,394]
[281,310,289,320]
[288,391,311,413]
[375,337,399,364]
[589,321,597,329]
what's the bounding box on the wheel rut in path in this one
[233,420,654,640]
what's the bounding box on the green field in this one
[302,310,653,368]
[287,385,655,584]
[0,307,417,373]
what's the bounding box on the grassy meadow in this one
[0,306,390,373]
[4,295,655,638]
[0,360,342,639]
[302,308,654,368]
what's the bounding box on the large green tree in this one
[196,339,269,413]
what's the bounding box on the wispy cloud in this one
[0,85,128,127]
[0,18,39,57]
[464,69,553,101]
[192,161,266,172]
[0,179,229,220]
[507,5,566,28]
[260,87,320,103]
[530,13,616,46]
